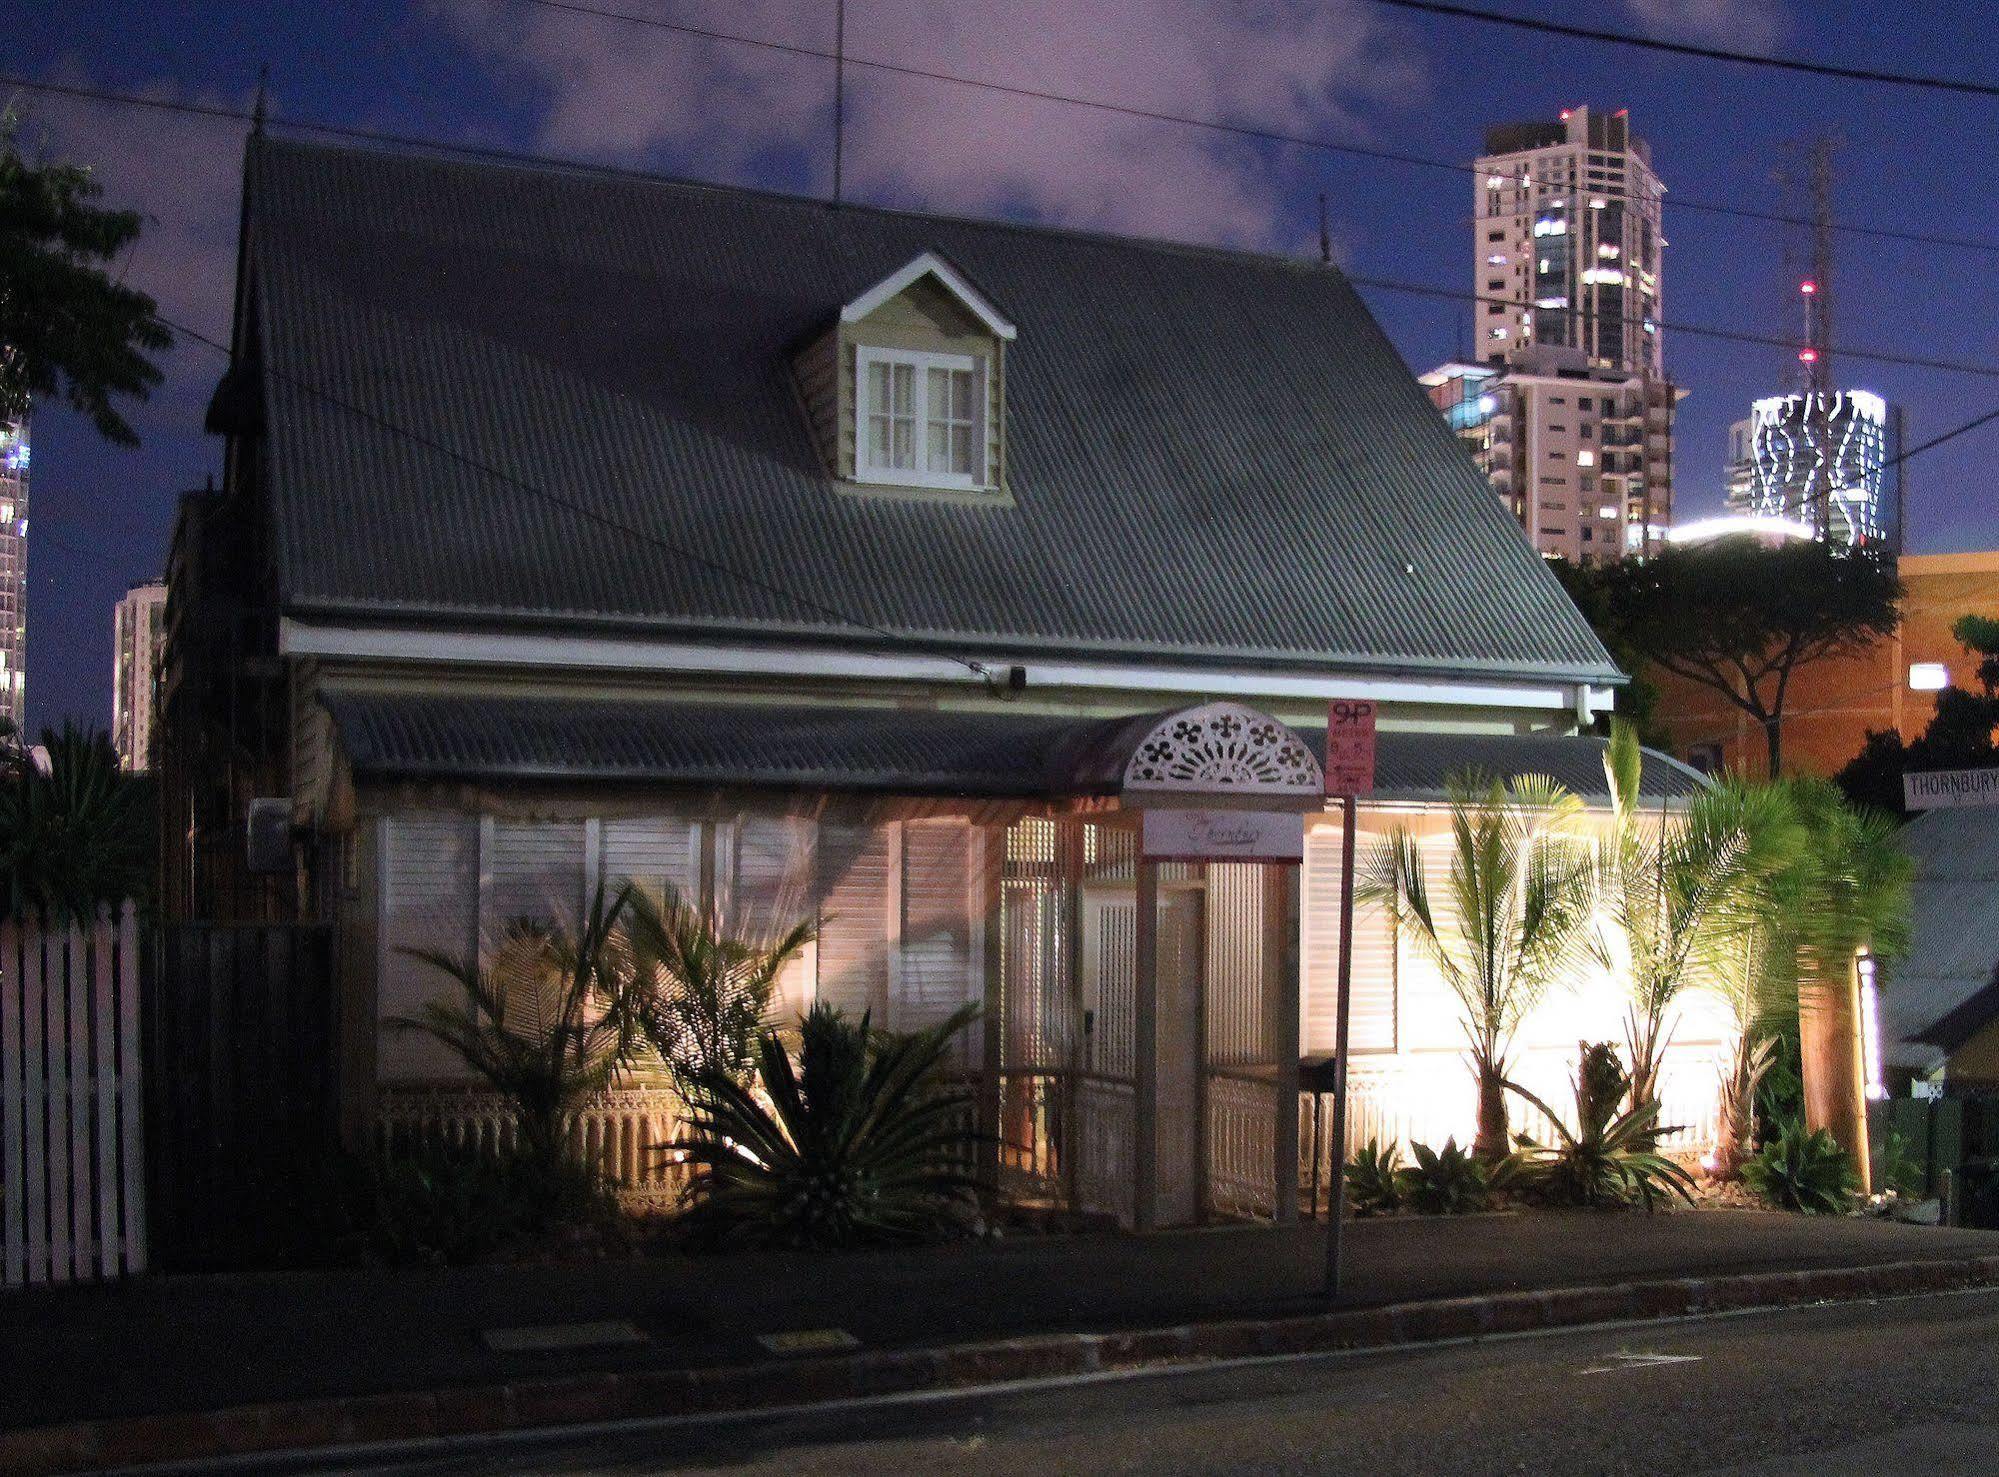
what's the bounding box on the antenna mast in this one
[831,0,846,207]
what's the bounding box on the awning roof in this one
[324,692,1706,805]
[1884,806,1999,1070]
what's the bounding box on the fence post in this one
[118,904,146,1275]
[1,918,19,1286]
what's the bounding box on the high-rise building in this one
[113,580,167,771]
[1422,347,1675,564]
[0,420,27,732]
[1724,391,1904,551]
[1475,106,1664,376]
[1434,108,1677,563]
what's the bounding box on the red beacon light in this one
[1798,348,1819,363]
[1800,280,1818,295]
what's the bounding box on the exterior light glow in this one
[1667,514,1816,546]
[1909,662,1949,691]
[1859,953,1887,1103]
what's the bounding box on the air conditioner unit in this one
[245,798,293,874]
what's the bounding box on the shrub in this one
[1877,1129,1925,1199]
[1401,1138,1489,1215]
[1345,1138,1404,1216]
[1743,1120,1859,1215]
[678,1002,987,1249]
[1504,1043,1696,1211]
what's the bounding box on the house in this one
[163,133,1723,1230]
[1883,806,1999,1092]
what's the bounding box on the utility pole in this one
[831,0,847,207]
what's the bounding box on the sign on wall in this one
[1325,699,1377,798]
[1904,768,1999,811]
[1140,808,1305,864]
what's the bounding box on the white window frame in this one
[855,346,988,491]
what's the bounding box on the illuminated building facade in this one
[1423,346,1676,565]
[113,580,167,771]
[1724,391,1903,552]
[0,421,26,731]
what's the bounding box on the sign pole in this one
[1319,699,1375,1301]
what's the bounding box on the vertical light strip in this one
[1858,951,1887,1102]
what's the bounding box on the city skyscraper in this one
[1426,107,1677,565]
[1724,392,1904,552]
[113,580,168,771]
[0,420,27,732]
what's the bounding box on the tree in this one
[1590,540,1901,777]
[1546,558,1666,744]
[0,112,171,445]
[1592,724,1803,1119]
[1838,611,1999,815]
[1359,772,1595,1160]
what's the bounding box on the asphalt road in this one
[222,1290,1999,1476]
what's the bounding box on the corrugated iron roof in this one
[248,137,1621,687]
[324,691,1701,804]
[1886,806,1999,1069]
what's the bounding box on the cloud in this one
[1620,0,1787,51]
[428,0,1425,252]
[11,67,253,424]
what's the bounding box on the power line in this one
[9,24,1999,261]
[1362,0,1999,98]
[1345,273,1999,380]
[150,311,993,679]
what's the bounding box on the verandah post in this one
[1133,858,1159,1232]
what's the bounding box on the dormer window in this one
[858,347,984,488]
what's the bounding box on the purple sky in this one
[14,0,1999,733]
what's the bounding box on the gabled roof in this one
[244,137,1621,687]
[1885,805,1999,1069]
[842,251,1017,340]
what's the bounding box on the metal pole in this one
[1322,793,1358,1298]
[831,0,846,207]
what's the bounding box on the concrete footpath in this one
[3,1211,1997,1473]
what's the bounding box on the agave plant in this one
[1504,1042,1696,1210]
[391,883,636,1170]
[677,1002,986,1248]
[1400,1138,1489,1215]
[1345,1138,1405,1216]
[1592,726,1803,1122]
[618,885,816,1101]
[1742,1119,1859,1215]
[1360,771,1595,1160]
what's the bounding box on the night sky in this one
[14,0,1999,734]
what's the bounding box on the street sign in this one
[1140,809,1305,864]
[1904,768,1999,811]
[1325,699,1377,797]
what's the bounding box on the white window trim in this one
[840,251,1017,340]
[855,345,989,491]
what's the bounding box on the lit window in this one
[1489,327,1509,339]
[1576,450,1595,467]
[1487,253,1509,265]
[1909,662,1949,691]
[856,348,985,489]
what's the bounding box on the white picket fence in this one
[1,906,146,1286]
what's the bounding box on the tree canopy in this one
[0,113,171,445]
[1568,539,1901,777]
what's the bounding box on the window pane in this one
[927,423,948,467]
[892,363,914,415]
[928,366,950,413]
[892,418,913,467]
[952,370,973,420]
[868,362,889,414]
[951,424,973,474]
[869,414,889,464]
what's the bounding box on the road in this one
[228,1289,1999,1476]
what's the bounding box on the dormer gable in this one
[794,250,1014,504]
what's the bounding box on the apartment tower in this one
[1428,107,1678,564]
[113,580,168,771]
[0,421,26,730]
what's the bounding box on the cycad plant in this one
[1742,1119,1860,1215]
[1504,1041,1697,1210]
[0,722,153,921]
[618,886,816,1101]
[391,883,636,1170]
[1592,726,1803,1120]
[677,1002,985,1248]
[1360,771,1595,1160]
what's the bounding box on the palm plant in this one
[1706,889,1799,1178]
[0,722,153,921]
[1360,771,1595,1160]
[1592,726,1803,1120]
[1787,779,1912,1184]
[391,883,636,1170]
[677,1002,986,1248]
[618,886,816,1101]
[1504,1041,1697,1210]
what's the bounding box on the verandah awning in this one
[323,691,1706,805]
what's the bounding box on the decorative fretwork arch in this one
[1120,702,1323,799]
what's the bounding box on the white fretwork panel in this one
[1122,702,1322,798]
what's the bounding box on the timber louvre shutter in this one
[815,820,892,1018]
[600,817,699,906]
[723,816,817,1016]
[380,816,479,1077]
[483,821,587,942]
[898,818,982,1066]
[1301,824,1396,1054]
